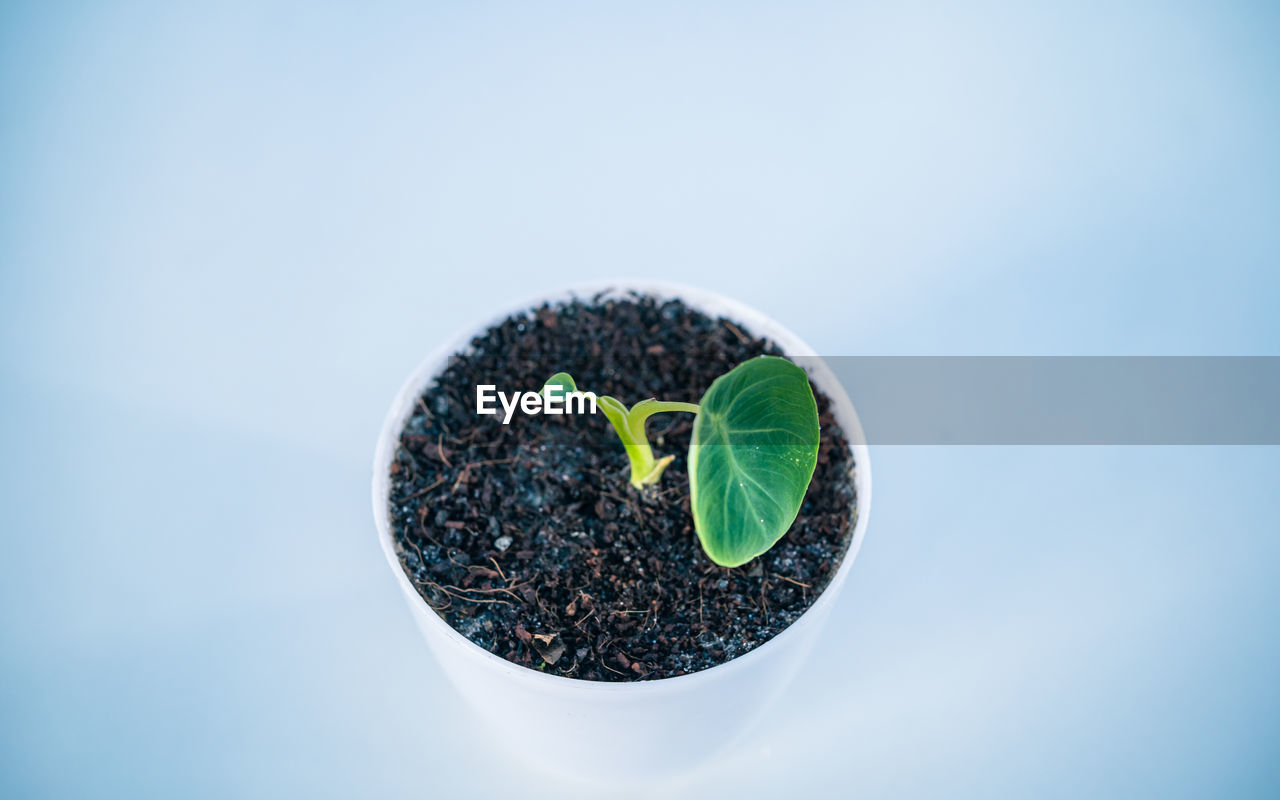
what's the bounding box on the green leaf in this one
[688,356,820,567]
[542,372,578,396]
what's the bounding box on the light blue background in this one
[3,2,1278,797]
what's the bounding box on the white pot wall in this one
[372,281,871,782]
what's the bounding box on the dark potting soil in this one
[388,293,857,681]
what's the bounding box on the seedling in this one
[542,356,820,567]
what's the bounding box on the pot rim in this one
[372,279,872,694]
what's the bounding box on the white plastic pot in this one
[372,281,871,782]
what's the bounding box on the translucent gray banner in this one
[800,357,1280,445]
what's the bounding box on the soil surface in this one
[388,293,857,681]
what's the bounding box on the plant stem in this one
[599,397,700,488]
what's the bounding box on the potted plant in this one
[371,282,871,781]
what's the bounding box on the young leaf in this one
[688,357,820,567]
[542,372,578,395]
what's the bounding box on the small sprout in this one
[541,372,698,488]
[541,356,819,567]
